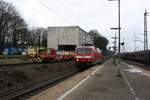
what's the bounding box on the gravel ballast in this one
[0,61,78,98]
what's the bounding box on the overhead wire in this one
[57,0,72,13]
[37,0,90,31]
[56,0,89,30]
[37,0,75,25]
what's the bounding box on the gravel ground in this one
[0,61,78,98]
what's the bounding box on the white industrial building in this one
[47,26,93,50]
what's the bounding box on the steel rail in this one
[0,60,73,67]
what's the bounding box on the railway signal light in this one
[121,42,124,45]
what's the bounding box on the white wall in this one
[47,26,93,50]
[57,26,79,45]
[47,26,80,49]
[47,27,58,49]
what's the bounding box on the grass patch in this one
[0,58,29,64]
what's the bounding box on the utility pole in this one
[144,9,149,64]
[111,28,118,54]
[133,34,137,52]
[118,0,121,66]
[108,0,121,77]
[135,34,144,50]
[111,29,118,65]
[117,0,121,77]
[132,34,145,52]
[144,9,148,51]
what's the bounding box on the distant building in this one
[47,26,93,50]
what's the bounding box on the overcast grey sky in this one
[4,0,150,52]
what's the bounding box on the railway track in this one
[1,69,78,100]
[0,60,73,67]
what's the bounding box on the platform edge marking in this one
[57,75,90,100]
[57,64,104,100]
[91,65,104,76]
[119,64,140,100]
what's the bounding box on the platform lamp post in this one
[108,0,121,77]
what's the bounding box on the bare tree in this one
[0,0,27,54]
[28,27,48,48]
[42,32,47,48]
[88,30,109,55]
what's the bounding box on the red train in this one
[28,48,74,63]
[75,46,103,70]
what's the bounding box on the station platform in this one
[59,59,150,100]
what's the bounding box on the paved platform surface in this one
[29,62,101,100]
[59,59,150,100]
[121,62,150,100]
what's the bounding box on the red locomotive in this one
[75,46,103,70]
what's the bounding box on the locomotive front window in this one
[77,48,92,54]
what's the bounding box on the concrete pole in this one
[118,0,121,65]
[144,9,149,65]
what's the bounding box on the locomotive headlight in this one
[88,59,90,61]
[76,59,79,61]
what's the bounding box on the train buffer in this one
[57,59,150,100]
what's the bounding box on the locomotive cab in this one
[75,47,94,64]
[75,46,103,69]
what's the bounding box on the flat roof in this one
[47,26,87,33]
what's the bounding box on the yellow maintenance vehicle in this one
[27,47,46,63]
